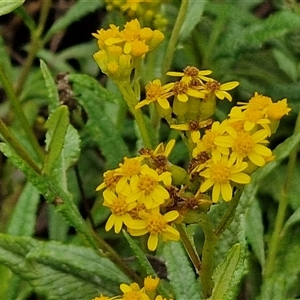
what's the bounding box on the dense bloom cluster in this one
[104,0,167,30]
[92,276,172,300]
[96,140,180,251]
[93,19,164,81]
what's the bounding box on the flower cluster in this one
[135,66,239,123]
[92,276,172,300]
[104,0,167,30]
[96,140,180,251]
[93,19,164,81]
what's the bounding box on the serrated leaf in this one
[43,106,69,175]
[245,197,265,267]
[0,0,25,16]
[40,60,60,113]
[0,234,129,300]
[7,181,40,237]
[162,241,202,300]
[210,244,244,300]
[179,1,207,41]
[45,0,104,41]
[69,73,128,168]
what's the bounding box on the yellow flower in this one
[238,92,272,111]
[143,276,160,293]
[92,294,118,300]
[167,66,212,84]
[228,106,271,134]
[96,169,121,192]
[128,209,180,251]
[171,80,206,102]
[120,282,149,300]
[135,79,173,109]
[192,121,229,161]
[267,98,291,120]
[215,128,273,167]
[204,80,239,101]
[199,155,251,202]
[128,165,171,209]
[103,191,136,233]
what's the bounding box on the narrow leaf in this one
[0,0,25,16]
[162,241,202,300]
[210,244,242,300]
[7,181,40,237]
[0,234,129,300]
[43,106,69,175]
[40,59,60,113]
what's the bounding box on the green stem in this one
[198,214,218,299]
[176,223,202,273]
[116,82,153,149]
[161,0,189,82]
[215,188,243,238]
[0,119,41,174]
[264,108,300,278]
[15,0,52,95]
[0,65,44,163]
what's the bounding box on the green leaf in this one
[0,0,25,16]
[123,230,156,277]
[210,244,244,300]
[69,73,128,168]
[282,207,300,235]
[40,60,60,113]
[7,181,40,237]
[43,106,69,175]
[245,197,265,267]
[45,0,104,41]
[0,233,129,299]
[162,241,202,300]
[179,0,207,41]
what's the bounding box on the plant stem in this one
[198,214,218,299]
[0,64,44,163]
[0,119,41,174]
[161,0,189,82]
[176,223,202,273]
[15,0,52,95]
[215,188,243,238]
[264,108,300,278]
[117,82,153,149]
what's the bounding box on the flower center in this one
[188,120,200,131]
[173,81,188,95]
[244,109,264,122]
[183,66,199,77]
[147,214,166,234]
[233,131,254,155]
[146,82,164,100]
[123,291,144,300]
[210,162,230,184]
[205,80,220,92]
[203,130,218,150]
[110,196,128,216]
[104,171,120,188]
[138,174,157,194]
[120,158,141,176]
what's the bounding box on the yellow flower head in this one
[120,282,149,300]
[204,80,239,102]
[238,92,272,111]
[267,98,291,120]
[135,79,173,110]
[103,191,136,233]
[128,209,180,251]
[199,155,251,202]
[143,276,160,293]
[128,165,172,209]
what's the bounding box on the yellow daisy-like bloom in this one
[238,92,272,111]
[192,121,229,161]
[215,129,272,167]
[228,106,271,135]
[135,79,173,109]
[204,80,239,102]
[120,282,149,300]
[129,210,180,251]
[128,165,171,209]
[114,156,144,193]
[167,66,212,84]
[171,80,206,102]
[199,155,251,202]
[103,191,136,233]
[96,170,121,192]
[267,98,291,120]
[143,276,160,293]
